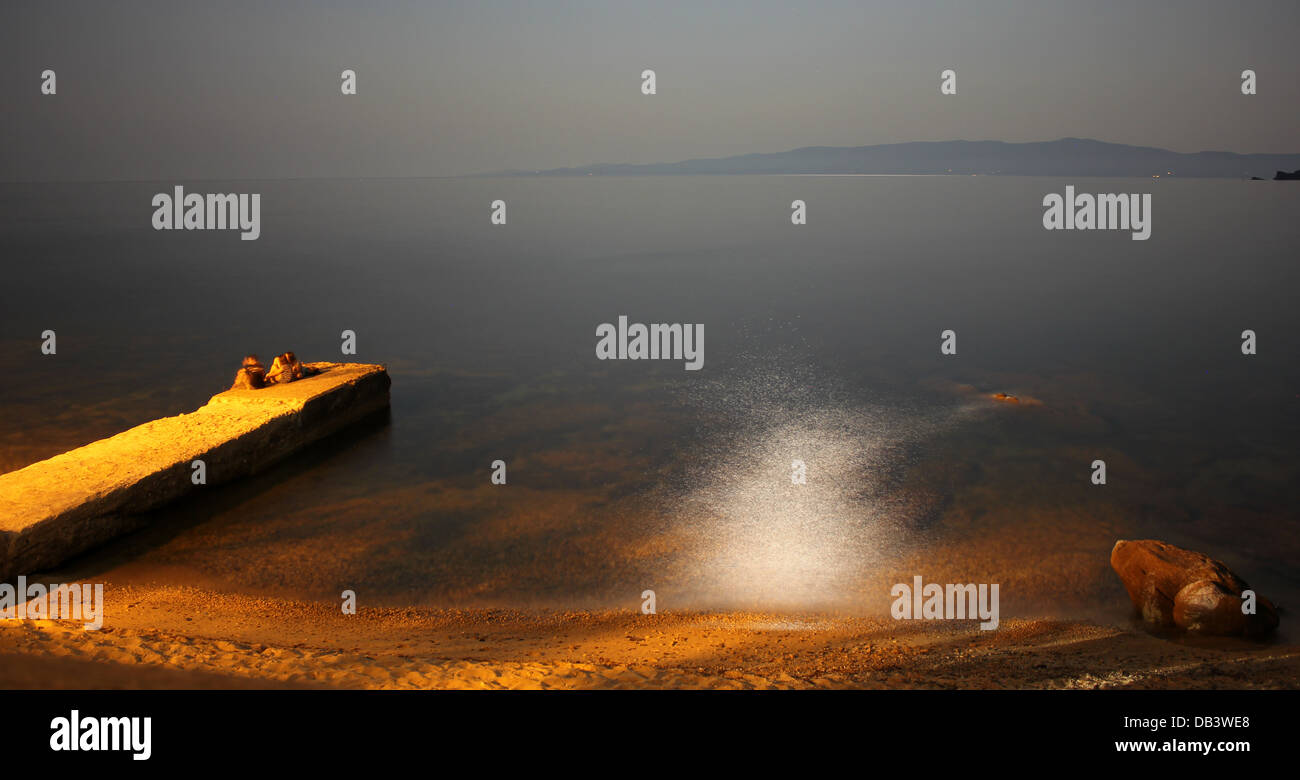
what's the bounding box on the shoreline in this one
[3,584,1296,690]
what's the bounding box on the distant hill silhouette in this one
[493,139,1300,178]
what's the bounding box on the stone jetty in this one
[0,362,390,580]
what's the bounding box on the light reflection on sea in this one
[1,176,1296,617]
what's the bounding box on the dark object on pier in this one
[231,355,267,390]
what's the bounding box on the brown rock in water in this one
[1174,580,1251,635]
[1110,539,1279,637]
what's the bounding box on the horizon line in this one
[475,136,1300,177]
[5,137,1300,185]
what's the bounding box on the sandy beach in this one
[3,583,1297,690]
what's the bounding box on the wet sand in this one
[3,583,1298,690]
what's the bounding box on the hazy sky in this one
[2,0,1297,180]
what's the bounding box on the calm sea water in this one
[2,176,1297,614]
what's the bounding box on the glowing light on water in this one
[666,399,966,610]
[675,414,889,608]
[644,342,993,611]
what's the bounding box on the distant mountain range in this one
[490,138,1300,178]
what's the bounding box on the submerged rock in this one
[1110,539,1279,637]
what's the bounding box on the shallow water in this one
[2,176,1297,614]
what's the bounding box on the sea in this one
[2,175,1297,619]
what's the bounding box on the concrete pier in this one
[0,363,390,580]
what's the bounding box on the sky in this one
[2,0,1297,180]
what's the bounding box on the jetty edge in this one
[0,362,390,581]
